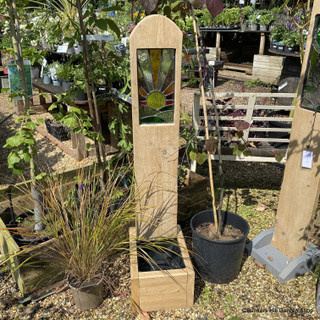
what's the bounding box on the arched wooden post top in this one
[130,14,183,49]
[130,15,183,239]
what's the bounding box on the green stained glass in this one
[301,15,320,113]
[137,48,175,124]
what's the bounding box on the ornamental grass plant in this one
[38,164,137,288]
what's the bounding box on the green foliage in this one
[0,33,13,50]
[48,95,100,146]
[4,113,38,176]
[179,113,205,166]
[244,79,273,89]
[10,165,138,287]
[55,63,75,82]
[199,285,213,306]
[22,48,46,67]
[283,30,300,47]
[270,24,288,42]
[259,11,274,25]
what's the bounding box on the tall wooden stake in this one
[191,7,219,234]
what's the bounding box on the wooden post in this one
[129,15,194,312]
[271,1,320,259]
[130,15,182,239]
[259,32,266,55]
[216,32,221,60]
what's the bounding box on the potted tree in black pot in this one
[189,8,250,284]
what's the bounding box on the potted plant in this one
[22,48,46,79]
[42,65,51,85]
[240,5,252,31]
[189,12,250,284]
[56,63,75,91]
[72,65,87,101]
[247,11,259,31]
[1,165,140,309]
[259,11,274,31]
[283,30,300,53]
[270,24,287,51]
[48,61,63,86]
[224,8,241,29]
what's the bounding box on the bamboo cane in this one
[191,7,219,234]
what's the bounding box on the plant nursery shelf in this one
[268,49,300,58]
[32,78,121,161]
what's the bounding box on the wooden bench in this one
[191,91,298,170]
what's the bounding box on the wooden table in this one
[32,78,120,161]
[200,27,271,60]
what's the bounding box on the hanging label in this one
[239,0,245,4]
[302,150,313,169]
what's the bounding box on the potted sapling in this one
[190,9,250,284]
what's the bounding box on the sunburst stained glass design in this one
[137,49,175,124]
[301,15,320,113]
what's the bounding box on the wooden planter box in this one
[129,226,194,311]
[178,170,208,224]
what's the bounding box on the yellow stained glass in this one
[147,91,165,110]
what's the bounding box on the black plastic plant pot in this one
[190,210,250,284]
[8,212,50,247]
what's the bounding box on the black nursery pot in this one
[190,210,250,284]
[8,212,50,246]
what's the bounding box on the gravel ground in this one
[0,80,319,319]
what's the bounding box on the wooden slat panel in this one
[196,91,297,98]
[192,91,296,165]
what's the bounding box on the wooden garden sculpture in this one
[129,15,195,311]
[252,1,320,282]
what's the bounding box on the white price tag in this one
[278,81,288,91]
[302,150,313,169]
[239,0,245,4]
[57,44,68,53]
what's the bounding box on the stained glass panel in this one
[137,49,175,124]
[301,15,320,113]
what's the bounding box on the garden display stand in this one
[250,1,320,283]
[129,15,194,311]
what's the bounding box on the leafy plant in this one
[259,11,274,26]
[283,29,300,47]
[244,79,274,88]
[55,63,75,82]
[22,48,46,67]
[4,114,43,178]
[48,61,63,81]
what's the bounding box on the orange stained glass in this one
[164,83,174,96]
[139,87,148,97]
